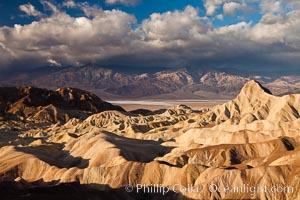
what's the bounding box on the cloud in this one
[223,2,244,15]
[286,0,300,8]
[40,0,60,14]
[0,7,138,69]
[141,6,207,42]
[260,0,282,14]
[204,0,225,16]
[204,0,257,16]
[61,1,103,17]
[63,0,76,8]
[1,4,300,71]
[0,42,15,57]
[216,14,224,20]
[0,42,16,70]
[19,3,42,17]
[47,58,62,66]
[251,10,300,45]
[80,3,103,17]
[105,0,139,6]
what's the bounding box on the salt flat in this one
[108,100,228,111]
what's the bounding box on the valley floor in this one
[108,100,228,111]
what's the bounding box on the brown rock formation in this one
[0,86,124,123]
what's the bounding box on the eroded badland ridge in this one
[0,80,299,200]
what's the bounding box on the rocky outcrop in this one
[0,86,124,123]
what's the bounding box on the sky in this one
[0,0,300,72]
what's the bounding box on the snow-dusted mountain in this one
[1,65,299,99]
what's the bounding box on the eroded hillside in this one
[0,81,299,200]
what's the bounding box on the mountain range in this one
[1,65,300,100]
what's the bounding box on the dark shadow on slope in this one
[129,108,167,116]
[0,181,194,200]
[254,80,272,94]
[280,137,295,151]
[229,148,242,165]
[0,129,20,147]
[129,109,153,116]
[103,131,174,163]
[15,144,89,169]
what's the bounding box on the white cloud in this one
[47,58,62,66]
[223,2,244,15]
[61,1,103,17]
[251,10,300,45]
[105,0,139,6]
[216,14,224,20]
[40,0,60,14]
[204,0,258,16]
[63,0,76,8]
[0,8,138,68]
[141,6,207,42]
[19,3,42,17]
[260,0,282,14]
[80,3,103,17]
[204,0,225,16]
